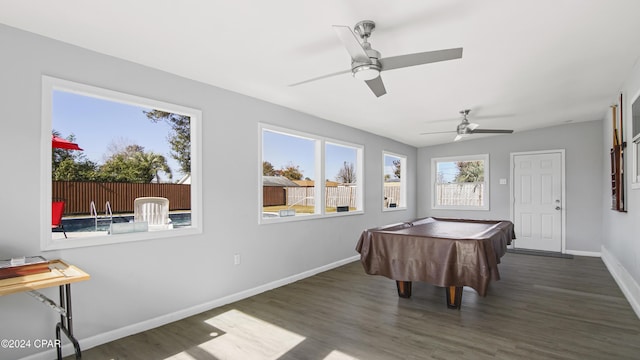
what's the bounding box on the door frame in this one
[509,149,566,253]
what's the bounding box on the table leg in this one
[445,286,463,309]
[56,284,82,359]
[396,281,412,298]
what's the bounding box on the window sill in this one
[42,227,202,251]
[382,207,407,212]
[432,206,490,211]
[259,210,364,224]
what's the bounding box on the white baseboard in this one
[21,255,361,360]
[565,249,601,257]
[600,246,640,320]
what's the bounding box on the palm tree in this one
[133,152,173,183]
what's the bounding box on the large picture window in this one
[431,154,489,210]
[41,76,202,250]
[383,152,407,210]
[260,124,363,222]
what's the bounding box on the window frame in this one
[41,75,202,250]
[633,135,640,190]
[258,123,364,224]
[382,151,407,211]
[631,89,640,190]
[431,154,490,211]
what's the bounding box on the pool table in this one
[355,217,515,309]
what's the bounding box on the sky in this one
[437,161,459,183]
[263,130,358,182]
[52,90,184,181]
[53,90,411,184]
[383,154,402,181]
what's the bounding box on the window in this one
[260,124,363,222]
[262,129,319,218]
[431,154,489,210]
[41,76,202,250]
[325,142,363,213]
[383,152,406,210]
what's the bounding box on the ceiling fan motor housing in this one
[457,122,471,135]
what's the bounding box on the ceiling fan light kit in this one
[352,63,380,80]
[291,19,463,97]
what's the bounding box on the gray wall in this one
[417,120,604,253]
[0,25,417,359]
[601,58,640,317]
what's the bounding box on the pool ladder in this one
[90,200,113,231]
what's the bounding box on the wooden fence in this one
[277,184,401,209]
[52,181,191,215]
[383,182,401,208]
[283,186,358,208]
[263,186,286,206]
[435,182,484,207]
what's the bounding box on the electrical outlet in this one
[233,254,241,265]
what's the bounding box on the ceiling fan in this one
[421,109,514,141]
[290,20,463,97]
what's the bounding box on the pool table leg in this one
[446,286,463,309]
[396,281,412,298]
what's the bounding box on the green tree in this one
[263,161,276,176]
[280,162,303,180]
[98,144,172,183]
[53,157,99,181]
[393,159,401,179]
[98,152,144,182]
[144,110,191,174]
[455,161,484,183]
[336,161,356,183]
[52,131,99,181]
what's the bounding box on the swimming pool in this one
[60,212,191,232]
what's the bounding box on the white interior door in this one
[512,151,564,252]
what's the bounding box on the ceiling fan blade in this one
[333,25,371,63]
[420,130,456,135]
[289,69,352,87]
[379,47,463,71]
[469,129,514,134]
[365,76,387,97]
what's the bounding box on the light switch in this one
[499,178,507,185]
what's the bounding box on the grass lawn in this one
[263,205,355,214]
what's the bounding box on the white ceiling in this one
[3,0,640,147]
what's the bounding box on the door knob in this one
[555,206,561,210]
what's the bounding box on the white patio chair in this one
[133,197,173,231]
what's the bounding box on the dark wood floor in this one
[68,253,640,359]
